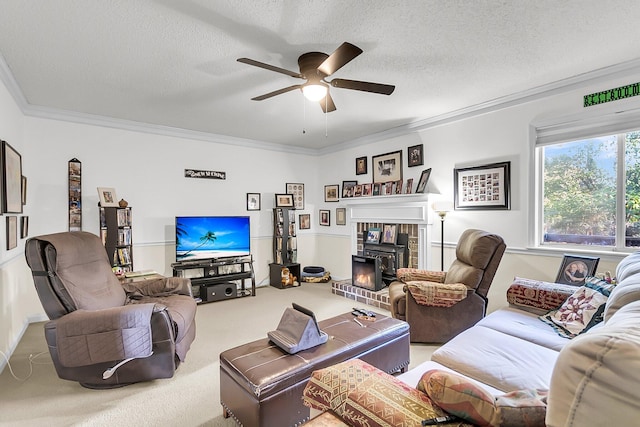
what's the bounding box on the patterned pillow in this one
[506,277,577,312]
[539,276,615,338]
[418,369,499,426]
[419,370,549,427]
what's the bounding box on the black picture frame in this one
[275,193,294,208]
[408,144,423,167]
[324,185,339,202]
[319,209,330,226]
[356,156,367,175]
[366,227,381,244]
[69,158,81,231]
[2,141,23,214]
[342,180,357,198]
[299,213,311,230]
[555,255,600,286]
[454,161,511,210]
[20,215,28,239]
[381,224,398,244]
[246,193,261,211]
[6,216,17,250]
[372,150,402,183]
[415,168,432,193]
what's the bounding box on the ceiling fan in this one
[237,42,395,113]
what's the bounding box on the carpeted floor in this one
[0,282,438,426]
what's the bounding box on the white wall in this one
[2,65,640,367]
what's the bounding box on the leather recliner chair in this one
[388,229,505,343]
[25,231,197,389]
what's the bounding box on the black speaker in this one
[200,282,237,302]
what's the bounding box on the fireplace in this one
[351,255,384,291]
[363,232,408,284]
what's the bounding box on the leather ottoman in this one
[220,312,410,427]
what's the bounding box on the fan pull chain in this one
[325,96,328,137]
[302,94,306,134]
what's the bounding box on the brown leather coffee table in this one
[219,312,410,427]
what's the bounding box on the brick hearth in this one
[331,280,390,311]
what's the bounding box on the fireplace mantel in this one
[345,194,433,270]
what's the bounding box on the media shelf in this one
[172,255,255,304]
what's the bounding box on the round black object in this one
[303,266,325,274]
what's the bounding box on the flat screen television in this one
[175,216,250,262]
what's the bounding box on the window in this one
[536,130,640,249]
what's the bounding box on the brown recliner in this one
[388,229,505,343]
[25,231,197,389]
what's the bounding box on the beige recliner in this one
[25,231,197,389]
[388,229,505,343]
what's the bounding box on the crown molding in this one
[2,50,640,156]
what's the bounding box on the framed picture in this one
[394,180,403,194]
[372,183,381,196]
[246,193,261,211]
[342,180,357,198]
[325,184,339,202]
[319,209,330,226]
[408,144,424,167]
[354,184,363,197]
[381,224,398,244]
[366,227,381,244]
[21,176,27,205]
[299,213,311,230]
[2,141,23,213]
[356,156,367,175]
[97,187,118,207]
[415,168,432,193]
[286,183,304,210]
[454,161,511,210]
[68,158,81,231]
[372,150,402,183]
[362,183,372,196]
[6,216,17,250]
[405,178,414,194]
[20,216,28,239]
[336,208,346,225]
[275,193,294,208]
[555,255,600,286]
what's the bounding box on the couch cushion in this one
[539,277,614,338]
[546,300,640,427]
[476,308,569,351]
[432,326,559,392]
[604,270,640,321]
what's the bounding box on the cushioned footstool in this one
[220,312,410,427]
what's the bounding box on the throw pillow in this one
[418,369,499,426]
[419,370,549,427]
[539,276,615,338]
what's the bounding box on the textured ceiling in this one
[1,0,640,151]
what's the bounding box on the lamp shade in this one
[432,201,454,214]
[302,83,328,101]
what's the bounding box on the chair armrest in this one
[123,276,193,298]
[53,303,157,367]
[397,268,446,283]
[506,277,576,314]
[405,281,468,307]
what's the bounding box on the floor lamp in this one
[432,202,453,271]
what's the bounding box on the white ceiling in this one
[1,1,640,152]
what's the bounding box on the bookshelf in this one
[270,207,300,288]
[100,206,133,272]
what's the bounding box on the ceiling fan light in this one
[302,84,327,101]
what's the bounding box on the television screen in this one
[175,216,250,261]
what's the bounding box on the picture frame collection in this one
[2,140,28,249]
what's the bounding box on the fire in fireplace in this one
[351,255,384,291]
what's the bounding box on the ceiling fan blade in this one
[319,92,337,113]
[237,58,303,79]
[330,78,395,95]
[317,42,363,76]
[251,84,302,101]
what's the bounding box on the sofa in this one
[302,251,640,426]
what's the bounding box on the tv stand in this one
[171,255,255,303]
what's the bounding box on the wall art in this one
[372,150,402,183]
[2,141,22,214]
[454,161,511,210]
